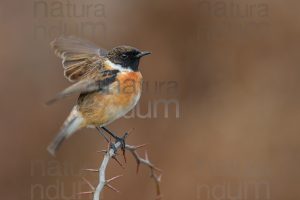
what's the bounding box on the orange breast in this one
[79,71,143,127]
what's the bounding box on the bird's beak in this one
[136,51,151,58]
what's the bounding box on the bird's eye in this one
[121,54,128,59]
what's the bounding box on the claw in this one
[100,127,130,163]
[114,132,128,163]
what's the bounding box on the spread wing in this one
[47,36,119,105]
[51,36,108,82]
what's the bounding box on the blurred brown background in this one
[1,0,300,199]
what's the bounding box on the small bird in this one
[47,36,150,156]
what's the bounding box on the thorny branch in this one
[125,144,162,199]
[79,132,162,200]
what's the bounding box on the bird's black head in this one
[107,46,151,71]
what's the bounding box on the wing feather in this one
[46,70,119,105]
[51,36,108,82]
[51,36,107,56]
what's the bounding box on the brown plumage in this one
[47,36,150,155]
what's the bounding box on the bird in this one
[46,36,151,156]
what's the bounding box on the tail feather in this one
[47,107,83,156]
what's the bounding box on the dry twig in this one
[80,132,162,200]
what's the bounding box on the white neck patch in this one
[105,60,133,72]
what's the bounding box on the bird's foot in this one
[101,127,128,162]
[114,132,128,162]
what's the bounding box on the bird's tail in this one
[47,106,84,156]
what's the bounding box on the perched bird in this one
[47,36,150,156]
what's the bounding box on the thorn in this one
[107,174,123,183]
[150,170,155,178]
[153,166,162,172]
[157,174,162,182]
[126,127,135,136]
[77,191,94,195]
[81,177,95,190]
[82,169,99,172]
[123,131,129,139]
[112,156,124,168]
[144,150,149,161]
[122,149,127,163]
[97,150,107,154]
[135,144,147,149]
[105,184,120,193]
[136,160,141,174]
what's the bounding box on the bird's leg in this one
[101,126,128,162]
[101,127,119,139]
[96,127,110,143]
